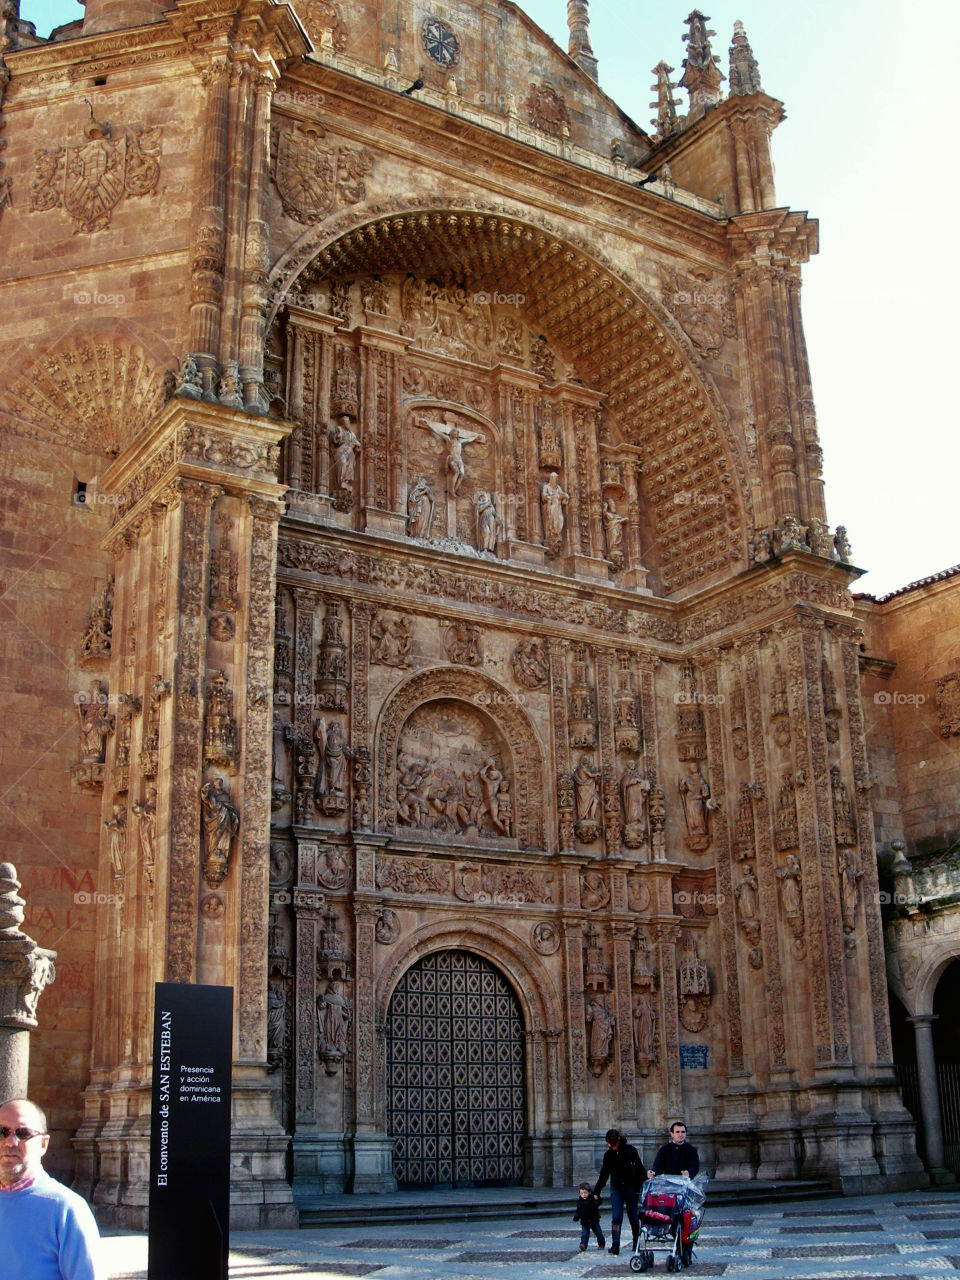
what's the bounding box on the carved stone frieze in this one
[375,856,449,895]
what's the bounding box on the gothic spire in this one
[567,0,599,82]
[679,10,725,111]
[649,61,681,138]
[729,19,762,95]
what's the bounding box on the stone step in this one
[298,1180,840,1228]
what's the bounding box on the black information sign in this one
[148,982,233,1280]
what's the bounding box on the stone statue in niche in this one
[511,637,549,689]
[679,762,717,851]
[313,717,353,813]
[406,474,435,538]
[317,977,350,1072]
[573,755,601,821]
[133,784,157,882]
[540,471,568,554]
[415,413,481,496]
[586,994,615,1074]
[602,498,628,565]
[838,847,863,934]
[77,681,113,762]
[104,799,126,879]
[777,852,803,918]
[633,994,656,1059]
[199,776,240,887]
[474,490,502,553]
[620,758,651,848]
[272,711,296,810]
[735,864,759,920]
[371,613,412,667]
[329,415,361,497]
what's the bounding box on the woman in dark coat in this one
[592,1127,648,1254]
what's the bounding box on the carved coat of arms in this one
[273,123,373,224]
[31,122,161,234]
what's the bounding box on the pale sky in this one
[26,0,958,597]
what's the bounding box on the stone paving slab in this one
[99,1188,960,1279]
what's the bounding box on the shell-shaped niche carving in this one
[395,698,514,841]
[0,335,169,455]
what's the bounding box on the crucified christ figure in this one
[415,413,482,496]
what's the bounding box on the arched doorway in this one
[386,950,526,1187]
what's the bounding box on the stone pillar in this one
[81,397,297,1228]
[909,1015,953,1183]
[0,864,56,1102]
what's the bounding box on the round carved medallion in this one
[422,17,460,67]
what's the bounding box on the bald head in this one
[0,1098,50,1187]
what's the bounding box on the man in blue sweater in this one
[0,1098,102,1279]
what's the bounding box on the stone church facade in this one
[0,0,932,1225]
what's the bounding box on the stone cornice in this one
[7,0,311,87]
[100,398,294,540]
[277,525,862,650]
[275,60,728,243]
[727,208,820,268]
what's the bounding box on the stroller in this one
[629,1173,706,1272]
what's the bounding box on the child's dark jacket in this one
[574,1194,602,1227]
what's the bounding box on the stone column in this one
[908,1015,952,1183]
[0,864,56,1102]
[87,397,297,1228]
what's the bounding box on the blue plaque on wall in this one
[148,982,233,1280]
[679,1044,709,1070]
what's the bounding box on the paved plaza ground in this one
[100,1187,960,1279]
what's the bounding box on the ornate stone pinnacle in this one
[567,0,598,82]
[650,61,681,137]
[729,19,763,95]
[680,9,725,110]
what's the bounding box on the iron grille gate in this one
[387,950,526,1186]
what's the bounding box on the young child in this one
[573,1181,605,1251]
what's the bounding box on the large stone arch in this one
[377,920,565,1135]
[375,665,547,850]
[267,200,752,596]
